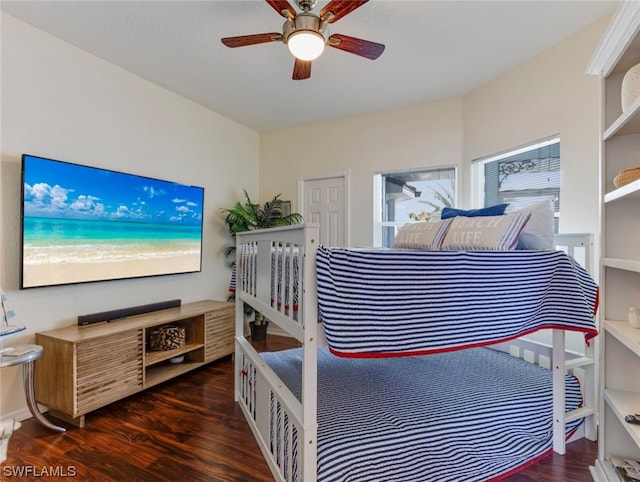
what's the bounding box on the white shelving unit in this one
[587,2,640,480]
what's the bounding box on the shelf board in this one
[145,342,205,366]
[603,389,640,447]
[144,360,203,388]
[604,319,640,357]
[604,95,640,140]
[604,178,640,203]
[603,258,640,273]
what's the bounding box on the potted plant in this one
[222,190,302,341]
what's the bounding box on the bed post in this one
[552,328,566,455]
[234,297,242,403]
[301,224,319,482]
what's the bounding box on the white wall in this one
[260,97,464,247]
[462,15,607,237]
[0,15,259,418]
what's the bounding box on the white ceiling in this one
[1,0,618,133]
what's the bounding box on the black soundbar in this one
[78,299,182,326]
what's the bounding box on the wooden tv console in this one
[34,300,234,428]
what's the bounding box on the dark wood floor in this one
[4,335,596,481]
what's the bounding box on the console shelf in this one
[145,356,204,388]
[35,300,234,428]
[145,342,205,367]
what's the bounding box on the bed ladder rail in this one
[491,332,597,455]
[565,406,595,423]
[551,233,598,454]
[565,356,594,370]
[552,329,597,455]
[553,233,594,275]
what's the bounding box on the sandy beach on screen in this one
[23,253,201,287]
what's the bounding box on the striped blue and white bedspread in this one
[262,346,584,482]
[316,247,598,357]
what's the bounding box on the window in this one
[472,137,560,231]
[374,167,456,247]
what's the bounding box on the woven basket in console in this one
[150,325,186,351]
[613,167,640,188]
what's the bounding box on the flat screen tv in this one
[20,154,204,289]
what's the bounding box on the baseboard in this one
[1,406,35,424]
[590,459,610,482]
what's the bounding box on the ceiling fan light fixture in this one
[288,30,325,60]
[222,0,383,80]
[283,12,327,61]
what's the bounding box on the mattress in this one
[262,346,584,482]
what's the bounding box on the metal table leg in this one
[22,361,65,432]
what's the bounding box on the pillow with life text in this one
[393,219,453,250]
[441,212,531,251]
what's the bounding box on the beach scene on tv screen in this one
[21,155,204,288]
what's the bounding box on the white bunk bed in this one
[233,224,598,482]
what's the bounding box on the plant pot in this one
[250,321,268,341]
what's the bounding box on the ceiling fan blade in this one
[266,0,296,18]
[221,33,283,48]
[320,0,369,23]
[328,34,385,60]
[292,59,311,80]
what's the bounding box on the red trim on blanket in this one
[488,426,581,481]
[327,325,599,359]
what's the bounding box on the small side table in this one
[0,344,65,432]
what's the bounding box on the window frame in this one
[373,165,458,247]
[471,136,560,225]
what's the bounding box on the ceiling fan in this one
[221,0,385,80]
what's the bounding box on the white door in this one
[300,174,348,246]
